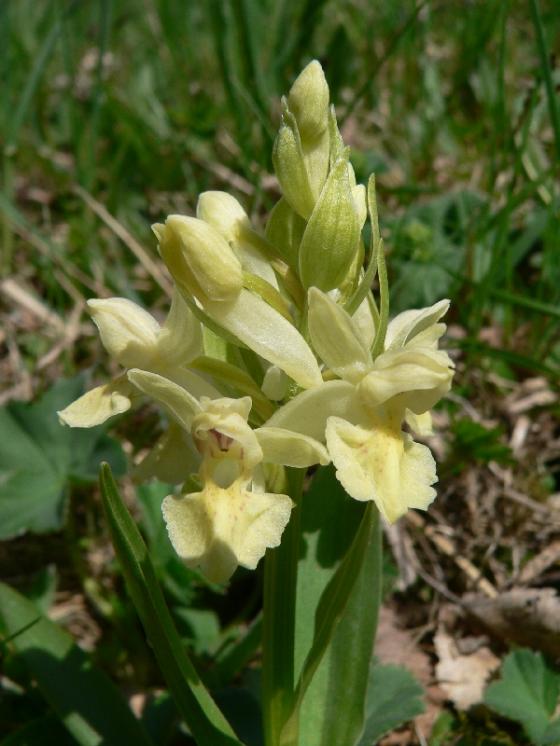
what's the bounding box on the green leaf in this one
[1,716,75,745]
[99,463,242,746]
[214,687,263,746]
[484,649,560,745]
[0,377,125,539]
[295,466,380,746]
[0,581,155,746]
[280,468,381,746]
[212,616,263,687]
[388,191,481,312]
[356,661,425,745]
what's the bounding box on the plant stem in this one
[262,468,305,746]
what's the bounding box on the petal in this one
[156,287,203,366]
[57,377,132,427]
[204,289,322,389]
[87,298,160,368]
[352,295,377,350]
[399,434,438,512]
[192,397,262,471]
[261,365,289,401]
[133,424,199,484]
[196,191,250,240]
[325,416,437,523]
[326,417,386,503]
[264,380,362,441]
[199,395,253,421]
[255,426,330,467]
[235,239,280,288]
[359,348,453,414]
[352,183,367,229]
[162,481,293,583]
[235,490,294,570]
[385,299,450,350]
[307,287,371,383]
[127,369,201,431]
[160,366,222,400]
[197,193,279,287]
[405,410,433,436]
[163,216,243,302]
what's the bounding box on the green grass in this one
[1,2,560,742]
[2,0,559,382]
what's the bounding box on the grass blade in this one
[99,463,243,746]
[529,0,560,169]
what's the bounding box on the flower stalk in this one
[62,59,453,746]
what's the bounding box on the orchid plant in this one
[59,61,453,746]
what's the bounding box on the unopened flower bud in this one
[272,122,316,220]
[287,60,329,143]
[298,159,361,291]
[196,191,250,242]
[87,298,160,368]
[156,216,243,303]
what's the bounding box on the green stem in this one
[262,468,305,746]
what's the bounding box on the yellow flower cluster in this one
[59,61,453,582]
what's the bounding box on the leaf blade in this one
[98,463,243,746]
[0,581,155,746]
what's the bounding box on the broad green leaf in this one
[295,466,376,746]
[280,468,380,746]
[484,649,560,746]
[99,463,242,746]
[356,662,425,745]
[23,565,57,614]
[0,581,155,746]
[0,377,125,539]
[387,192,479,312]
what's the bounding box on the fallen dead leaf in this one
[434,626,500,710]
[377,607,444,744]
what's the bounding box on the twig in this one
[407,512,498,598]
[1,278,64,332]
[74,185,173,295]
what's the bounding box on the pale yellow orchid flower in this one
[127,370,329,583]
[58,288,216,428]
[153,215,323,390]
[266,289,454,523]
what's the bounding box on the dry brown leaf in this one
[434,627,499,710]
[377,607,444,743]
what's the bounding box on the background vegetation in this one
[1,1,559,744]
